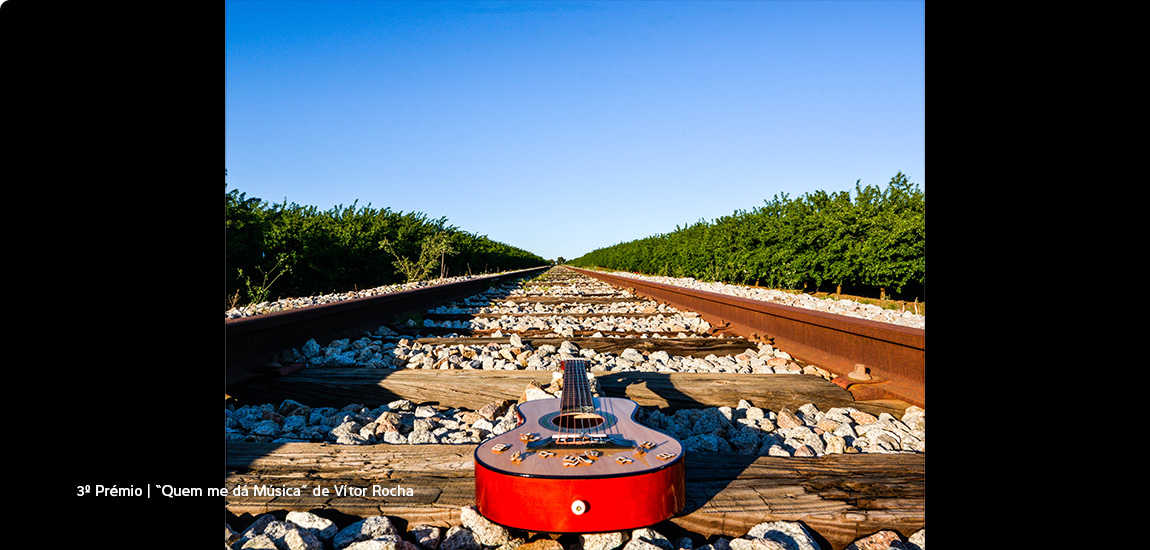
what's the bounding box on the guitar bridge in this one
[525,433,636,450]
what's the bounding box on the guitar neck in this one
[560,359,595,414]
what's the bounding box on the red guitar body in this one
[474,360,686,533]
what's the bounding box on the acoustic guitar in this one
[474,358,686,533]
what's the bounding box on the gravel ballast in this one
[227,507,926,550]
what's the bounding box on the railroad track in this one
[569,267,925,409]
[225,266,925,550]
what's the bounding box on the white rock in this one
[410,525,443,550]
[745,521,819,550]
[286,511,337,542]
[459,505,509,547]
[439,526,481,550]
[728,539,785,550]
[580,532,628,550]
[624,528,674,550]
[334,516,399,549]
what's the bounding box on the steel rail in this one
[569,267,925,408]
[225,266,549,390]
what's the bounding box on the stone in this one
[776,409,803,430]
[334,516,400,549]
[250,420,282,437]
[727,429,762,454]
[776,362,802,374]
[579,531,628,550]
[408,429,439,445]
[241,534,280,549]
[764,443,791,457]
[871,431,903,453]
[833,422,858,440]
[849,410,878,425]
[414,417,437,432]
[236,514,279,546]
[410,525,443,550]
[621,348,646,363]
[253,521,325,550]
[283,415,307,432]
[460,505,510,547]
[906,529,925,550]
[797,403,821,421]
[440,526,481,550]
[346,540,419,550]
[517,540,564,550]
[374,413,403,434]
[625,528,675,550]
[815,417,841,434]
[728,539,786,550]
[683,433,733,453]
[286,511,338,543]
[301,339,323,359]
[388,399,416,412]
[279,399,311,417]
[744,522,820,550]
[522,381,554,402]
[902,406,926,432]
[803,431,826,455]
[792,444,817,457]
[692,408,728,434]
[844,530,904,550]
[333,420,364,437]
[743,407,766,422]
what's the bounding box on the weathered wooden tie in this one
[228,369,907,419]
[412,336,757,358]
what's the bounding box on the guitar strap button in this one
[571,500,588,515]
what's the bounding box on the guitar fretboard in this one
[559,359,595,415]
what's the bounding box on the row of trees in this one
[226,186,547,307]
[568,172,925,301]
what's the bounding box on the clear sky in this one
[225,0,925,263]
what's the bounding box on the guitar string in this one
[559,359,573,439]
[562,358,605,439]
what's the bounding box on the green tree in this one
[225,186,270,305]
[381,230,458,282]
[226,186,545,307]
[568,173,924,300]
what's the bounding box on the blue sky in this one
[225,0,925,263]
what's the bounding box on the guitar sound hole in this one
[552,413,605,430]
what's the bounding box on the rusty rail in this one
[569,267,925,408]
[225,267,548,390]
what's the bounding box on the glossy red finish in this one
[475,457,686,533]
